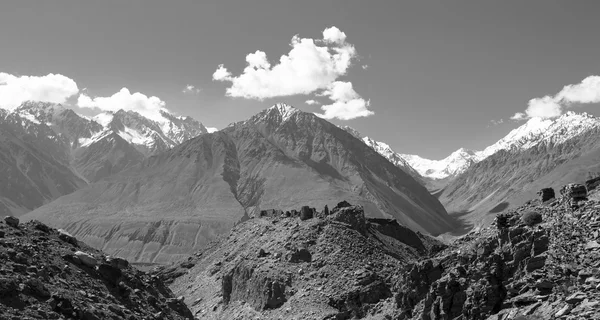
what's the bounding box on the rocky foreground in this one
[0,217,193,320]
[157,195,600,320]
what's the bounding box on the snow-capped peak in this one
[270,103,300,122]
[403,111,600,180]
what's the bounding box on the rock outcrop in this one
[0,219,193,319]
[154,203,444,319]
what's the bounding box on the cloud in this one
[182,84,201,94]
[490,119,504,125]
[315,81,373,120]
[0,73,79,110]
[512,75,600,120]
[510,113,525,120]
[78,87,167,122]
[305,99,318,105]
[362,65,369,70]
[212,26,358,100]
[212,65,232,81]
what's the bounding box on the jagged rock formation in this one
[0,217,193,319]
[24,104,455,264]
[155,202,445,319]
[0,101,209,216]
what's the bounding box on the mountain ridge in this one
[23,103,456,263]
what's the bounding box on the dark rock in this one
[300,206,313,221]
[288,248,311,263]
[328,205,367,233]
[257,248,269,258]
[96,263,122,284]
[58,230,78,246]
[332,200,352,213]
[30,220,51,233]
[4,216,19,228]
[537,188,555,202]
[106,256,129,269]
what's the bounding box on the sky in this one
[1,0,600,159]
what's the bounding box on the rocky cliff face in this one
[24,104,455,264]
[0,216,193,320]
[157,191,600,320]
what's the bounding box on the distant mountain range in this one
[23,104,455,263]
[398,111,600,180]
[0,101,208,215]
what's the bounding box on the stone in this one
[585,241,600,250]
[526,254,547,272]
[537,188,555,202]
[300,206,313,221]
[106,256,129,269]
[4,216,19,228]
[555,304,572,317]
[58,229,78,246]
[74,251,98,267]
[566,291,587,304]
[0,230,4,238]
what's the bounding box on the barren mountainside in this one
[23,104,456,264]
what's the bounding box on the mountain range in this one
[0,101,208,216]
[23,103,455,263]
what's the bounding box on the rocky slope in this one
[158,188,600,319]
[0,101,208,216]
[339,126,422,181]
[0,216,193,319]
[23,104,456,264]
[155,202,445,319]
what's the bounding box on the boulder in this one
[75,251,98,268]
[537,188,555,202]
[106,256,129,269]
[4,216,19,228]
[58,229,78,246]
[300,206,313,221]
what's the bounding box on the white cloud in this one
[512,75,600,120]
[305,99,318,105]
[490,118,504,125]
[555,75,600,104]
[0,73,79,110]
[322,26,347,44]
[212,65,232,81]
[183,84,201,94]
[212,26,358,100]
[206,127,218,133]
[362,65,369,70]
[78,88,167,122]
[315,81,373,120]
[510,112,526,120]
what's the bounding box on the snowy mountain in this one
[402,111,600,180]
[338,126,422,180]
[0,101,210,216]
